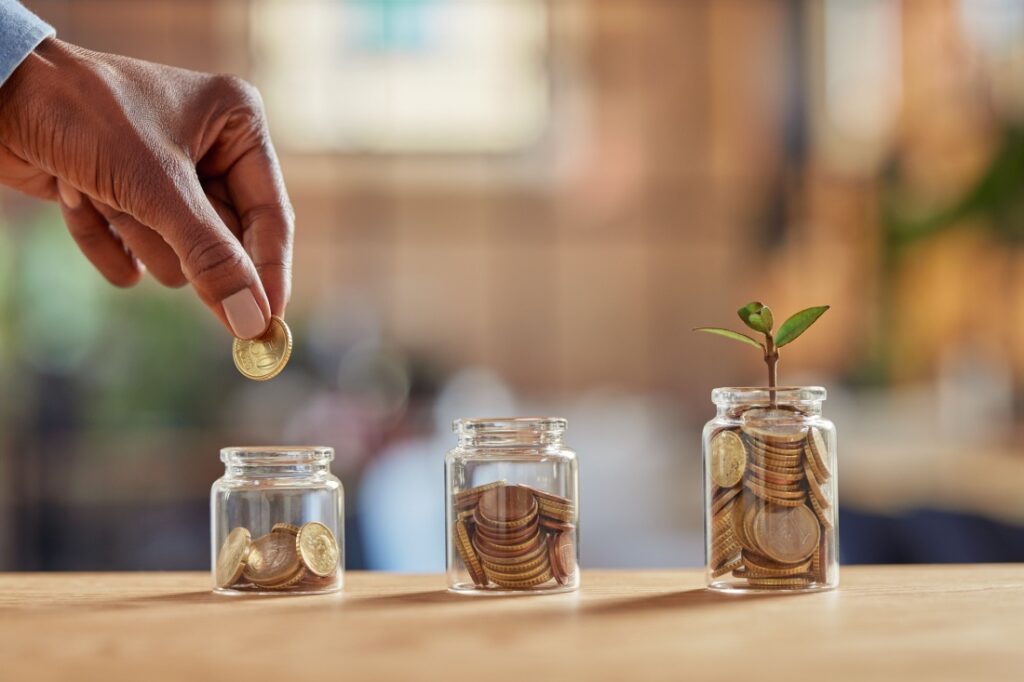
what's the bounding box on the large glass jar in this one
[703,388,838,592]
[211,446,343,594]
[445,418,579,595]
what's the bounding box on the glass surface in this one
[445,417,579,595]
[703,388,839,593]
[211,446,344,594]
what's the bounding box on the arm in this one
[0,3,292,339]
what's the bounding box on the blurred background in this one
[1,0,1023,572]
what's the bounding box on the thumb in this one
[135,170,271,339]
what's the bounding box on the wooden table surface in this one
[2,567,1022,681]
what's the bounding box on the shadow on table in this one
[580,588,794,616]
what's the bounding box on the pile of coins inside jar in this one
[452,482,576,590]
[216,521,340,592]
[708,418,834,589]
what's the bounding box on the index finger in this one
[224,137,294,318]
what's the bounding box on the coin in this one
[743,479,807,505]
[537,499,576,523]
[271,523,300,536]
[244,530,303,586]
[548,532,576,585]
[474,516,540,545]
[297,521,340,577]
[232,315,293,381]
[474,538,548,566]
[474,505,538,533]
[455,516,488,586]
[215,526,251,588]
[516,484,572,507]
[709,430,747,488]
[711,557,743,578]
[741,424,808,445]
[490,568,554,589]
[478,486,538,524]
[809,490,833,529]
[711,485,741,515]
[742,551,812,577]
[803,458,830,510]
[806,427,832,480]
[752,505,820,564]
[453,480,508,511]
[748,462,804,486]
[747,576,813,589]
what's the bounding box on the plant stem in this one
[764,334,779,403]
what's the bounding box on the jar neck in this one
[454,417,567,449]
[225,461,332,478]
[220,446,334,478]
[712,387,825,418]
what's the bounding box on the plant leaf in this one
[775,306,830,348]
[759,306,774,331]
[747,305,774,334]
[737,302,764,331]
[693,327,764,349]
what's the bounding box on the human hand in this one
[0,38,292,339]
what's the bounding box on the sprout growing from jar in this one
[694,302,830,389]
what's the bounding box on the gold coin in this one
[537,500,576,523]
[746,576,813,588]
[806,427,832,480]
[296,521,340,577]
[803,458,831,510]
[264,566,307,590]
[809,490,833,529]
[452,480,508,511]
[215,526,251,588]
[490,568,554,589]
[741,424,808,445]
[752,504,820,564]
[742,551,812,577]
[744,479,807,505]
[243,530,302,586]
[271,523,301,536]
[711,486,741,516]
[484,555,552,583]
[232,315,293,381]
[710,431,747,488]
[711,557,743,578]
[455,517,488,586]
[748,462,804,486]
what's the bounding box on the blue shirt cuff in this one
[0,0,56,86]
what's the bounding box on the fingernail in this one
[57,180,81,209]
[222,288,267,339]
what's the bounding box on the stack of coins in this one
[453,482,576,590]
[708,422,834,588]
[215,521,340,592]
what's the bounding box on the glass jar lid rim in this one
[220,446,334,464]
[452,417,567,433]
[711,386,826,404]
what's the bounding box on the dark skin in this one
[0,38,293,338]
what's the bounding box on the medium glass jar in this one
[211,446,344,594]
[445,418,579,595]
[703,388,838,592]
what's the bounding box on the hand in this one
[0,38,293,339]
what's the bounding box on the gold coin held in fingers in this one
[215,526,251,588]
[232,315,293,381]
[297,522,340,577]
[710,430,747,488]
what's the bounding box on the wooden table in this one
[2,567,1022,681]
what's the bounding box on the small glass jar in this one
[445,418,579,595]
[703,388,838,592]
[211,446,344,594]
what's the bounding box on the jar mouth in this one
[711,386,826,405]
[452,417,567,435]
[220,446,334,466]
